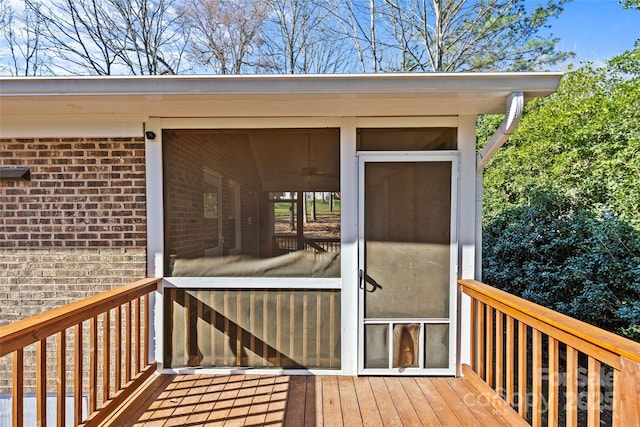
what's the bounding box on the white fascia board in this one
[0,74,562,129]
[0,73,563,97]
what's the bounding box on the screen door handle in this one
[359,269,364,289]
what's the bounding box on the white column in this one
[457,114,478,373]
[144,118,165,369]
[339,117,358,375]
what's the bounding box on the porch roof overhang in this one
[0,73,562,137]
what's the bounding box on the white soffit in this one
[0,73,562,134]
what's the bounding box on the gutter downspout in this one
[475,92,524,280]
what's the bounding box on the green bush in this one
[481,43,640,341]
[483,191,640,340]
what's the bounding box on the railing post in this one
[125,301,132,383]
[470,298,477,371]
[548,337,559,425]
[103,310,111,404]
[57,330,66,427]
[486,304,494,387]
[115,305,122,391]
[90,316,98,414]
[566,346,578,427]
[136,297,142,374]
[12,349,24,427]
[587,357,601,427]
[36,338,47,427]
[614,357,640,426]
[517,321,527,420]
[532,329,542,427]
[505,315,514,407]
[74,322,83,426]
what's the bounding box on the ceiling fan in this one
[297,134,338,179]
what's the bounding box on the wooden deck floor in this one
[116,374,526,426]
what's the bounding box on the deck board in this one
[245,375,276,426]
[384,377,422,426]
[448,376,504,426]
[364,377,404,426]
[352,377,384,427]
[121,374,524,426]
[407,379,444,426]
[283,376,307,427]
[431,377,482,426]
[336,376,363,426]
[414,377,463,426]
[321,376,344,426]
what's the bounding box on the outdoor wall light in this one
[0,167,31,181]
[145,131,157,140]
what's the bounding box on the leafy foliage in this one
[481,45,640,340]
[620,0,640,9]
[484,192,640,340]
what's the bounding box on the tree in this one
[5,0,574,74]
[0,1,48,76]
[481,45,640,340]
[23,0,184,75]
[621,0,640,9]
[179,0,267,74]
[262,0,349,74]
[111,0,186,75]
[25,0,121,75]
[392,0,572,72]
[332,0,573,72]
[330,0,384,72]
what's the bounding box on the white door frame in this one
[357,151,459,375]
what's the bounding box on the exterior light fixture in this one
[145,131,157,140]
[0,167,31,181]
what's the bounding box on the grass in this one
[274,194,341,220]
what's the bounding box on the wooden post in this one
[12,349,23,427]
[36,339,47,427]
[614,357,640,426]
[297,192,304,250]
[57,330,66,427]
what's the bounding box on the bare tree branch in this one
[179,0,267,74]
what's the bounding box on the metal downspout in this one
[475,92,525,280]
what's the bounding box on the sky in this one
[3,0,639,72]
[536,0,640,67]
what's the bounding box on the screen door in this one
[358,153,458,375]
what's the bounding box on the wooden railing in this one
[0,278,160,427]
[273,236,340,253]
[461,279,640,427]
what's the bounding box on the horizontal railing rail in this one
[0,277,161,427]
[460,279,640,427]
[273,235,340,253]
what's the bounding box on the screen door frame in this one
[357,151,459,376]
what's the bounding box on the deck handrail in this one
[460,279,640,427]
[0,277,161,427]
[0,278,160,357]
[460,279,640,364]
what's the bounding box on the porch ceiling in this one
[0,73,562,120]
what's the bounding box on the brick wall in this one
[0,137,148,393]
[0,137,146,251]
